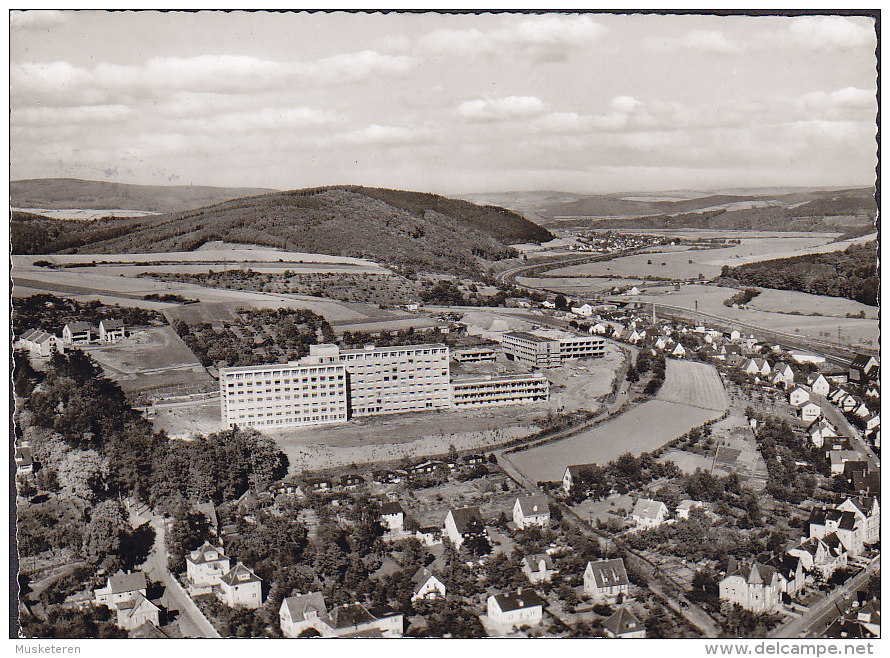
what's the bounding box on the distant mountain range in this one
[10,184,552,274]
[10,178,277,213]
[459,186,876,233]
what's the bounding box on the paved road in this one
[142,515,222,638]
[769,557,879,638]
[812,393,880,469]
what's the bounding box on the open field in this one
[12,207,159,219]
[544,236,841,280]
[656,359,729,411]
[508,399,723,483]
[84,326,214,394]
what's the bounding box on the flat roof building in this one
[499,330,605,369]
[451,373,549,408]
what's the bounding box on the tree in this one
[167,508,213,573]
[554,294,568,311]
[57,449,110,502]
[626,365,639,383]
[81,499,129,567]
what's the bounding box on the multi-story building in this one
[452,345,499,363]
[499,330,605,369]
[338,343,451,417]
[719,561,783,613]
[451,373,549,408]
[220,346,348,429]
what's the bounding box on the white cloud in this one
[10,10,68,30]
[611,96,642,113]
[458,96,547,122]
[802,87,874,110]
[12,104,133,126]
[785,16,874,52]
[334,124,432,146]
[418,14,606,63]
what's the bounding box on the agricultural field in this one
[543,235,844,281]
[83,326,215,395]
[656,359,729,411]
[508,399,723,483]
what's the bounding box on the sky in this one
[9,10,878,195]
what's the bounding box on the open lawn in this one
[657,359,728,411]
[509,399,723,483]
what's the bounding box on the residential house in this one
[186,542,230,589]
[411,568,446,602]
[512,495,550,529]
[521,554,557,584]
[94,570,148,608]
[766,553,807,599]
[838,394,859,413]
[15,446,34,474]
[217,562,263,608]
[62,321,96,345]
[16,328,63,358]
[809,507,865,556]
[836,496,880,546]
[797,401,823,424]
[443,506,485,550]
[851,468,880,496]
[583,558,630,603]
[280,591,328,638]
[99,319,126,342]
[718,561,783,613]
[771,364,795,388]
[562,463,597,494]
[809,374,831,397]
[670,343,686,358]
[853,402,871,419]
[323,603,403,637]
[829,450,864,475]
[849,354,879,383]
[415,526,443,546]
[114,592,160,631]
[486,589,544,630]
[602,606,646,639]
[787,535,847,577]
[631,498,668,530]
[571,303,594,318]
[825,601,881,639]
[864,413,880,432]
[865,385,879,400]
[742,358,771,377]
[807,420,837,448]
[590,322,608,335]
[788,387,810,407]
[380,501,405,533]
[675,500,706,520]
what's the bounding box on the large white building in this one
[220,343,450,429]
[451,373,549,408]
[338,343,451,416]
[499,330,605,369]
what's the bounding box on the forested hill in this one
[15,185,553,274]
[10,178,277,213]
[717,242,878,306]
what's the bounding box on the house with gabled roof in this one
[807,419,837,448]
[829,450,863,475]
[808,373,831,396]
[99,318,126,343]
[836,496,880,546]
[114,591,160,631]
[486,589,544,630]
[411,567,446,602]
[16,328,64,357]
[562,463,597,493]
[521,554,557,584]
[849,354,879,383]
[796,401,822,423]
[443,506,485,550]
[809,507,865,556]
[788,386,810,407]
[765,553,806,599]
[787,535,846,577]
[741,358,771,377]
[770,363,795,388]
[602,606,646,638]
[322,602,403,638]
[380,500,405,533]
[186,542,230,589]
[217,562,263,608]
[94,570,148,608]
[718,560,783,613]
[280,591,328,637]
[62,321,96,345]
[631,498,668,529]
[583,558,630,603]
[512,495,550,529]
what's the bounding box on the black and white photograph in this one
[7,7,880,647]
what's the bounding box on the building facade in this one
[499,330,605,369]
[451,373,549,408]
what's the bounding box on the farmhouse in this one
[486,589,544,630]
[718,560,783,613]
[512,495,550,529]
[583,558,630,603]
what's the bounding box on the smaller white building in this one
[512,495,550,529]
[217,562,263,609]
[186,542,230,588]
[411,568,446,602]
[631,498,668,529]
[583,558,630,603]
[486,589,544,630]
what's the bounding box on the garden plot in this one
[656,359,728,411]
